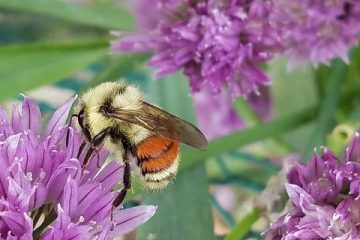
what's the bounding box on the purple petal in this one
[107,205,157,237]
[93,161,124,192]
[81,192,114,223]
[20,95,41,135]
[46,159,81,202]
[0,211,33,237]
[11,105,21,134]
[28,183,47,210]
[285,183,315,212]
[65,128,81,160]
[2,134,21,166]
[44,96,77,137]
[0,107,7,123]
[345,132,360,162]
[75,183,104,220]
[61,178,79,217]
[43,206,92,240]
[41,229,64,240]
[74,181,113,221]
[17,135,37,174]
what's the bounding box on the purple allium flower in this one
[263,132,360,239]
[271,0,360,67]
[113,0,282,97]
[192,85,271,140]
[133,0,180,32]
[0,96,156,239]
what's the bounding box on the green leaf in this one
[0,39,108,101]
[224,208,260,240]
[83,53,149,90]
[138,73,215,240]
[0,0,134,30]
[269,58,318,153]
[304,61,347,158]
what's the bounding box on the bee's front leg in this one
[111,148,132,227]
[82,128,110,168]
[65,113,78,147]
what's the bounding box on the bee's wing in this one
[108,101,208,150]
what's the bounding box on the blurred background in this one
[1,0,360,240]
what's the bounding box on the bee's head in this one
[111,84,142,110]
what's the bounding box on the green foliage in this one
[83,54,149,90]
[138,74,215,240]
[3,2,360,240]
[0,0,134,30]
[0,39,108,101]
[304,61,347,158]
[224,208,260,240]
[180,105,318,170]
[269,58,318,155]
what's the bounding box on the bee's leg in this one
[95,148,102,168]
[77,141,87,158]
[65,114,78,147]
[82,147,94,168]
[111,149,131,226]
[82,128,110,168]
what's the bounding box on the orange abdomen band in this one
[136,135,179,174]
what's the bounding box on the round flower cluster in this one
[271,0,360,67]
[113,0,360,97]
[263,133,360,239]
[113,0,282,97]
[0,96,156,239]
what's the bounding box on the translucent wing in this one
[107,101,208,150]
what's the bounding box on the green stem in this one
[180,105,318,171]
[233,97,292,154]
[211,196,235,227]
[224,207,260,240]
[233,97,261,127]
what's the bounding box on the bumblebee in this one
[72,81,207,208]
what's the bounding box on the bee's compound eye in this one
[78,109,85,128]
[99,105,114,116]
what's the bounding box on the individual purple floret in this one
[113,0,282,97]
[0,96,156,239]
[263,132,360,239]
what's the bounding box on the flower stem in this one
[233,96,293,154]
[224,207,260,240]
[233,97,261,127]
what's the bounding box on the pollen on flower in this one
[25,172,33,181]
[77,216,85,224]
[39,170,46,179]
